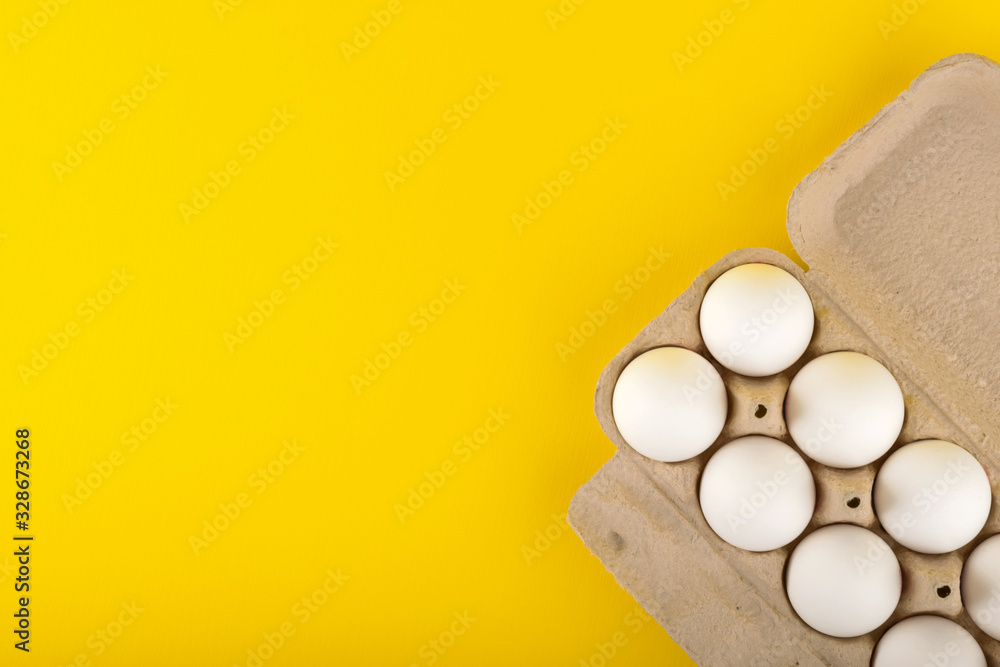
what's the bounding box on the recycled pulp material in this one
[568,53,1000,666]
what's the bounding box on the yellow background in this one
[1,0,996,664]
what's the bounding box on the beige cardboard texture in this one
[568,53,1000,666]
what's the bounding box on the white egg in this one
[699,435,815,552]
[874,440,991,554]
[699,263,815,377]
[785,524,901,637]
[872,615,986,667]
[962,534,1000,641]
[786,351,905,468]
[612,347,727,462]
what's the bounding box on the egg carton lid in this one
[788,52,1000,463]
[569,52,1000,666]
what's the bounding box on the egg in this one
[785,351,905,468]
[612,347,727,462]
[699,263,815,377]
[699,435,815,551]
[873,440,991,554]
[872,615,986,667]
[785,524,901,637]
[962,534,1000,641]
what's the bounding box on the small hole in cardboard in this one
[937,585,951,598]
[754,404,767,418]
[846,497,861,509]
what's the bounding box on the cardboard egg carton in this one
[568,53,1000,666]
